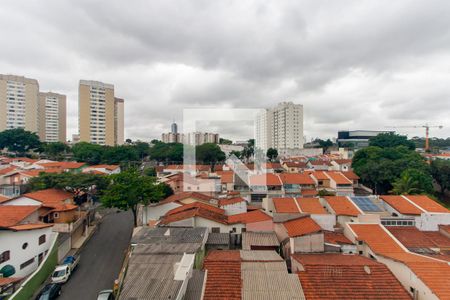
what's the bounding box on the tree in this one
[134,141,150,160]
[369,133,415,150]
[219,138,233,145]
[144,167,157,177]
[160,182,174,198]
[102,145,139,164]
[314,139,334,152]
[0,128,41,155]
[40,142,69,160]
[431,159,450,195]
[149,142,184,162]
[266,148,278,161]
[391,169,434,195]
[352,145,429,194]
[229,150,242,159]
[72,142,104,164]
[28,172,110,200]
[100,169,164,226]
[196,143,226,164]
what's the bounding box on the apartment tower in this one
[38,92,66,142]
[256,101,304,152]
[79,80,124,146]
[0,74,39,134]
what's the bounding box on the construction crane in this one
[387,124,443,151]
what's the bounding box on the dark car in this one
[36,283,61,300]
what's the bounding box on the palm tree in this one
[391,172,421,195]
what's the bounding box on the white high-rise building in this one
[256,102,304,152]
[39,92,66,142]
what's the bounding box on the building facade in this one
[337,130,394,149]
[0,74,40,135]
[78,80,124,146]
[256,102,304,152]
[38,92,66,142]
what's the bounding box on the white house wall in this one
[310,214,336,231]
[416,213,450,231]
[0,197,41,206]
[0,227,53,278]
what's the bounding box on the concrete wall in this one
[416,213,450,231]
[194,217,245,233]
[310,214,336,231]
[220,201,247,216]
[292,233,324,253]
[143,202,181,224]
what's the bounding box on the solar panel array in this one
[350,197,383,212]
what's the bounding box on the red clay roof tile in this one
[296,197,327,214]
[404,195,449,213]
[380,195,423,215]
[283,216,322,237]
[324,196,361,216]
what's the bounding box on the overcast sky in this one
[1,1,449,142]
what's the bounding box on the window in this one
[0,251,10,263]
[212,227,220,233]
[358,241,363,245]
[53,212,60,219]
[22,242,28,250]
[20,258,35,269]
[358,251,363,255]
[241,228,246,233]
[39,234,46,245]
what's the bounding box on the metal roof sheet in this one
[240,250,283,262]
[242,232,279,250]
[184,270,205,300]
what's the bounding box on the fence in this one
[10,233,59,300]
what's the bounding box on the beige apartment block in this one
[0,74,39,135]
[79,80,124,146]
[38,92,66,142]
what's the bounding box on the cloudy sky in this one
[1,0,449,142]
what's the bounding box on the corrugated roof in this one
[120,254,183,300]
[240,250,283,262]
[242,232,279,250]
[184,270,205,300]
[131,227,208,245]
[207,232,230,245]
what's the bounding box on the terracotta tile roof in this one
[0,194,10,204]
[332,159,353,165]
[273,197,300,213]
[0,166,17,175]
[278,173,315,185]
[349,223,450,299]
[218,197,245,206]
[159,192,214,204]
[248,173,282,186]
[387,226,450,249]
[325,172,353,185]
[440,225,450,235]
[0,205,40,228]
[228,210,272,224]
[19,169,63,177]
[160,206,228,225]
[309,160,332,166]
[307,171,328,181]
[8,223,53,231]
[324,196,361,216]
[296,197,327,214]
[203,250,241,300]
[262,162,282,169]
[283,161,308,168]
[166,202,224,216]
[341,170,360,180]
[404,195,449,213]
[324,231,353,245]
[216,170,234,184]
[23,188,73,205]
[85,164,120,170]
[0,277,22,287]
[2,157,37,163]
[38,161,85,169]
[294,254,411,300]
[380,195,423,215]
[283,217,322,237]
[301,189,318,196]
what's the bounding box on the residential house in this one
[218,197,247,215]
[278,173,316,196]
[0,206,53,279]
[82,164,120,175]
[323,196,363,227]
[281,161,308,173]
[242,231,279,251]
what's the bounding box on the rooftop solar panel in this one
[350,197,382,212]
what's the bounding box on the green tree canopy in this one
[391,168,434,195]
[431,159,450,195]
[266,148,278,161]
[369,133,415,150]
[149,142,184,162]
[72,142,104,164]
[0,128,41,155]
[352,145,429,194]
[102,145,139,164]
[100,169,165,226]
[28,172,110,196]
[219,138,233,145]
[39,142,70,160]
[196,143,226,164]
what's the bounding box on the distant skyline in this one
[1,1,449,142]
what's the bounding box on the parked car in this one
[51,255,80,284]
[97,290,115,300]
[36,283,61,300]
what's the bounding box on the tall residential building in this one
[114,98,124,145]
[256,101,304,152]
[38,92,66,142]
[78,80,124,146]
[0,74,39,134]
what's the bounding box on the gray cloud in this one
[0,0,449,142]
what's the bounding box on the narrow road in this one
[59,210,134,300]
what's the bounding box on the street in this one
[59,210,134,300]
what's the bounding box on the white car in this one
[51,265,71,284]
